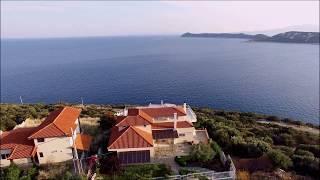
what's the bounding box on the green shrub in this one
[4,164,21,180]
[296,144,320,158]
[19,166,38,180]
[175,156,190,166]
[294,149,314,158]
[0,104,52,131]
[273,133,295,146]
[292,155,319,178]
[179,168,196,175]
[275,146,295,157]
[260,136,273,144]
[213,129,231,148]
[267,149,293,169]
[190,143,216,162]
[122,164,172,179]
[210,141,222,155]
[230,137,270,158]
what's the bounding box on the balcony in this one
[186,105,197,122]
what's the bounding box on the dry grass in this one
[14,118,44,129]
[37,161,74,180]
[237,170,250,180]
[79,117,100,136]
[258,121,319,135]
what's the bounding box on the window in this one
[39,152,44,157]
[37,138,45,142]
[179,133,186,137]
[1,154,10,159]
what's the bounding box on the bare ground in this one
[258,121,319,135]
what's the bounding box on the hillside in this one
[181,32,254,39]
[1,103,319,179]
[254,31,319,44]
[181,31,320,44]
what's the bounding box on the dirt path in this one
[258,120,319,135]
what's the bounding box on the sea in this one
[1,36,319,124]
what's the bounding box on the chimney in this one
[183,103,187,113]
[124,107,128,116]
[161,100,164,106]
[173,113,177,130]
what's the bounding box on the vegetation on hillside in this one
[0,104,319,179]
[193,108,319,178]
[96,163,172,179]
[0,162,85,180]
[0,103,114,131]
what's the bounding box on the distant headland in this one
[181,31,320,44]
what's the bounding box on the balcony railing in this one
[186,105,197,122]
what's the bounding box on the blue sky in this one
[1,1,319,38]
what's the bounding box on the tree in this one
[273,133,295,146]
[292,155,319,178]
[4,164,21,180]
[98,112,116,130]
[210,140,222,155]
[267,150,293,169]
[296,144,320,158]
[294,149,315,158]
[190,143,216,162]
[99,155,121,174]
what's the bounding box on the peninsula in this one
[181,31,320,44]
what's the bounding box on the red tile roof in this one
[28,107,81,139]
[138,107,186,118]
[151,121,193,130]
[75,134,92,151]
[108,106,193,150]
[108,126,153,149]
[116,116,151,127]
[0,127,37,159]
[140,107,186,118]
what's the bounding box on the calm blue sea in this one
[1,36,319,124]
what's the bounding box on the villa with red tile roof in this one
[0,107,92,167]
[108,102,209,164]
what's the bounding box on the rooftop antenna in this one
[80,97,84,106]
[19,96,23,104]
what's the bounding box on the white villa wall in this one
[174,127,195,144]
[35,137,73,164]
[0,149,33,167]
[0,149,11,167]
[152,115,189,123]
[12,158,33,166]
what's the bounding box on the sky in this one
[1,1,319,38]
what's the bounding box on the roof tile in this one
[0,127,37,159]
[108,126,153,149]
[75,134,92,151]
[29,107,81,139]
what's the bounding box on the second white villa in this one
[0,107,92,167]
